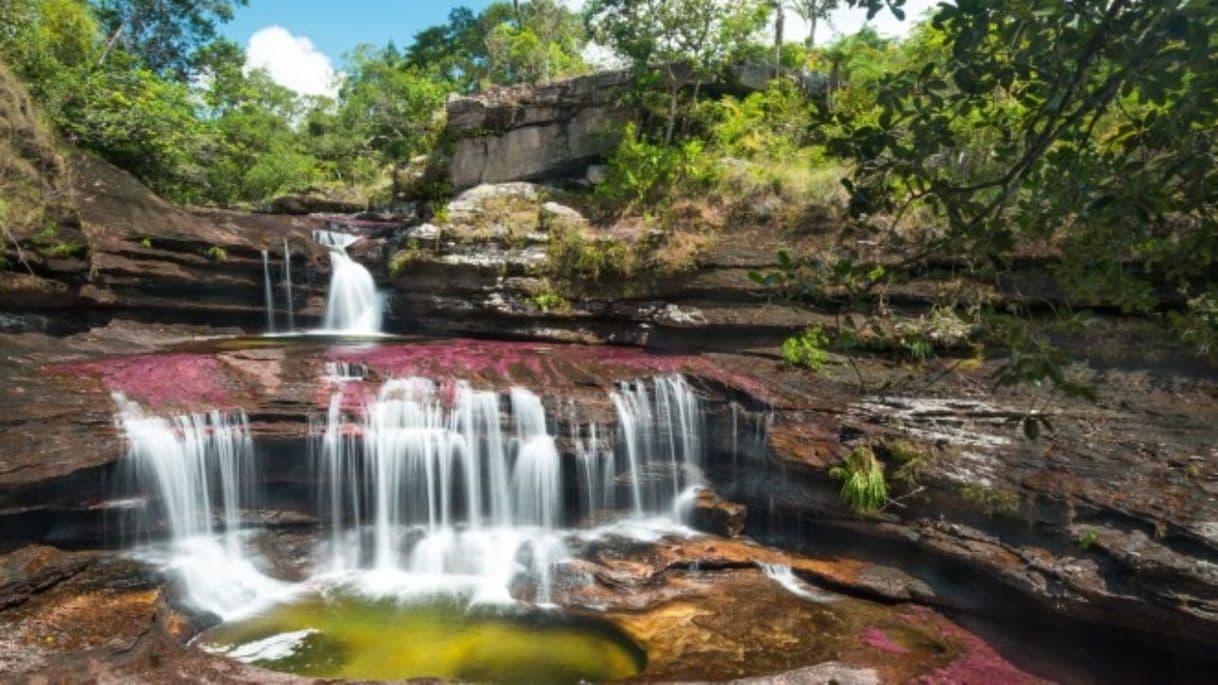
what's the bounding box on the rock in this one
[540,201,587,228]
[0,546,91,610]
[406,222,442,241]
[392,154,448,201]
[586,164,608,185]
[445,71,633,189]
[262,192,363,215]
[725,662,881,685]
[685,488,747,537]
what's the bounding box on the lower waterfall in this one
[112,374,714,616]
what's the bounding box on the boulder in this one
[444,71,634,189]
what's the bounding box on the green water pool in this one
[198,593,645,684]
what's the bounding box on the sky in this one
[223,0,939,97]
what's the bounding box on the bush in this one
[782,325,830,371]
[594,123,716,211]
[830,446,888,514]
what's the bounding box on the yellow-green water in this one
[198,594,644,684]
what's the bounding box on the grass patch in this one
[830,446,888,514]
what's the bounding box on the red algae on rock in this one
[861,626,912,655]
[323,339,774,401]
[901,607,1048,685]
[51,354,235,411]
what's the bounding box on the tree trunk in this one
[774,5,785,76]
[97,22,125,69]
[805,15,818,49]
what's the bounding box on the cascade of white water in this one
[318,379,563,600]
[282,239,295,331]
[609,375,705,515]
[113,394,287,619]
[313,229,383,334]
[261,250,275,333]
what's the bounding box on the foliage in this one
[786,1,840,48]
[1174,291,1218,361]
[781,325,830,371]
[530,289,570,313]
[92,0,247,80]
[595,123,717,211]
[202,245,227,262]
[407,1,587,92]
[546,221,639,285]
[835,0,1218,319]
[709,77,816,160]
[1076,529,1099,550]
[830,445,887,514]
[586,0,770,142]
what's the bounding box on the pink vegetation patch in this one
[53,353,234,410]
[861,627,911,655]
[903,607,1048,685]
[324,339,773,402]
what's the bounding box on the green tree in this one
[788,0,840,48]
[833,0,1217,318]
[586,0,771,143]
[92,0,247,79]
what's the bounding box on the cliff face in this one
[443,70,634,190]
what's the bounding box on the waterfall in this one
[113,371,718,614]
[261,250,276,333]
[316,378,566,602]
[610,375,705,515]
[282,239,295,331]
[314,230,383,334]
[113,394,286,619]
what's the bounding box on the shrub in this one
[830,446,888,514]
[594,123,716,212]
[782,325,830,371]
[203,245,227,262]
[546,221,638,284]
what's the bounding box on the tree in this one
[788,0,839,48]
[407,2,586,90]
[586,0,771,143]
[92,0,247,79]
[822,0,1218,372]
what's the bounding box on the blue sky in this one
[222,1,497,63]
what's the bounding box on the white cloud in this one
[245,26,338,98]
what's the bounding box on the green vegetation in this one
[388,240,422,278]
[1076,529,1100,551]
[959,484,1020,517]
[781,325,830,371]
[830,445,887,514]
[530,289,569,313]
[0,1,584,207]
[202,245,227,262]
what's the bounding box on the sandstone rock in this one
[445,71,633,189]
[586,164,608,185]
[540,201,587,227]
[685,487,747,537]
[263,193,363,215]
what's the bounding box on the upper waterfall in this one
[314,229,383,334]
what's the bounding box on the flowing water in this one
[261,250,276,333]
[313,230,383,334]
[113,373,715,679]
[282,239,295,331]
